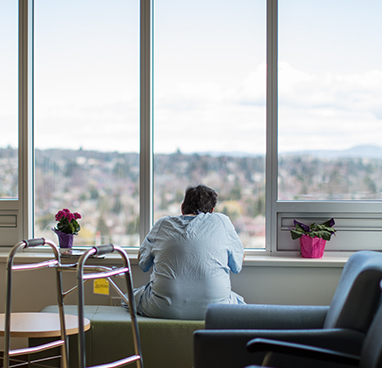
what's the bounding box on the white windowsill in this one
[0,248,349,268]
[243,254,348,267]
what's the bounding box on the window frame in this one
[0,0,33,246]
[271,0,382,256]
[139,0,153,243]
[3,0,381,255]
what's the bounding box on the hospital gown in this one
[133,212,245,320]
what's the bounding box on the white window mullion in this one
[266,0,278,253]
[19,0,33,243]
[139,0,154,243]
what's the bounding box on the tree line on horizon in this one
[1,147,382,246]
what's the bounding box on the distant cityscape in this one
[1,146,382,248]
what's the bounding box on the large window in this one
[34,0,140,246]
[278,0,382,201]
[0,1,18,199]
[275,0,382,254]
[153,0,266,248]
[0,1,20,247]
[4,0,382,255]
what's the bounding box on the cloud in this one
[276,62,382,152]
[6,58,382,155]
[278,62,382,118]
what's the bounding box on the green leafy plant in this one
[289,218,336,241]
[53,208,81,235]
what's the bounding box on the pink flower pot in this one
[299,235,326,258]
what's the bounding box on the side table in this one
[0,312,90,367]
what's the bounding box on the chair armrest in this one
[205,304,329,330]
[247,337,360,366]
[193,328,364,368]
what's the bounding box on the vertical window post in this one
[140,0,154,243]
[266,0,278,252]
[19,0,34,240]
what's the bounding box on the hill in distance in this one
[197,145,382,159]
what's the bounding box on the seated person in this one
[131,184,245,320]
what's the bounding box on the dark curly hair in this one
[182,185,218,215]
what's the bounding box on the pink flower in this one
[55,210,65,221]
[55,208,81,223]
[54,208,81,235]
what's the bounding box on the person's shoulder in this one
[211,212,232,224]
[155,215,186,225]
[153,215,172,227]
[212,212,229,219]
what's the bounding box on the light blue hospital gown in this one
[133,212,245,320]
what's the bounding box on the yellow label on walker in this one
[94,278,109,295]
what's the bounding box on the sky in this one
[1,0,382,155]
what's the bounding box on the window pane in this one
[279,0,382,200]
[34,0,140,246]
[0,1,18,199]
[154,0,266,248]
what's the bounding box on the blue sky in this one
[1,0,382,155]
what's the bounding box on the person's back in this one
[132,185,245,320]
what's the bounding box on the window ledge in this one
[243,254,348,268]
[0,249,348,268]
[0,248,140,266]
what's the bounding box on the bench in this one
[38,305,204,368]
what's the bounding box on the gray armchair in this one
[193,251,382,368]
[245,294,382,368]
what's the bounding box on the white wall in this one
[0,261,343,314]
[0,258,343,349]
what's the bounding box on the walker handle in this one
[24,238,45,248]
[93,244,115,256]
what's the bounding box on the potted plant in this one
[289,218,336,258]
[52,208,81,249]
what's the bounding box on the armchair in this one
[193,251,382,368]
[244,295,382,368]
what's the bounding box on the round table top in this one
[0,312,91,338]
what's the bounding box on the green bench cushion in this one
[41,305,204,368]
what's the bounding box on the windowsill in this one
[0,248,349,268]
[0,248,140,266]
[243,254,348,267]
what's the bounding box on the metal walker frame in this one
[3,240,143,368]
[75,244,143,368]
[3,238,69,368]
